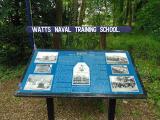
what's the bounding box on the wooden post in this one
[100,32,106,49]
[53,33,62,49]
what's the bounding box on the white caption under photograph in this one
[34,64,52,73]
[109,76,139,92]
[111,65,129,74]
[34,52,58,63]
[24,74,53,90]
[105,53,129,64]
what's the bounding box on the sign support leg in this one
[108,98,116,120]
[46,98,54,120]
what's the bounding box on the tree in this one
[137,0,160,39]
[78,0,86,26]
[52,0,63,49]
[70,0,78,25]
[128,0,132,27]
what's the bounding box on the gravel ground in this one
[0,79,158,120]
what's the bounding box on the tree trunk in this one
[70,0,78,25]
[65,0,78,48]
[128,0,132,27]
[53,0,63,49]
[112,0,116,26]
[11,0,20,26]
[124,0,129,25]
[117,1,124,25]
[78,0,86,26]
[100,33,106,49]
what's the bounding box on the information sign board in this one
[16,49,146,98]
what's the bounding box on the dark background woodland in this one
[1,0,160,65]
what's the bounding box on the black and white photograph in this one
[34,52,58,63]
[105,53,129,64]
[111,65,129,74]
[110,76,139,92]
[72,62,90,85]
[34,64,52,73]
[24,74,53,90]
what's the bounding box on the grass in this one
[0,33,160,119]
[107,33,160,118]
[0,65,25,83]
[108,33,160,64]
[115,100,124,118]
[82,113,95,120]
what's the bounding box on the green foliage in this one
[1,0,159,65]
[131,109,142,118]
[97,99,105,113]
[146,79,160,117]
[85,0,112,25]
[136,0,160,39]
[0,24,31,65]
[107,34,160,115]
[0,65,25,83]
[147,80,160,105]
[0,0,31,65]
[108,34,160,64]
[0,0,55,65]
[64,33,99,50]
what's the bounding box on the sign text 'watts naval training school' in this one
[26,26,131,33]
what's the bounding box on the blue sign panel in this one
[26,26,131,33]
[16,49,145,98]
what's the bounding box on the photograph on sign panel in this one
[35,52,58,63]
[111,65,129,74]
[34,64,52,73]
[72,62,90,85]
[110,76,139,92]
[24,74,53,90]
[105,53,129,64]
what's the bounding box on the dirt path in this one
[0,79,158,120]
